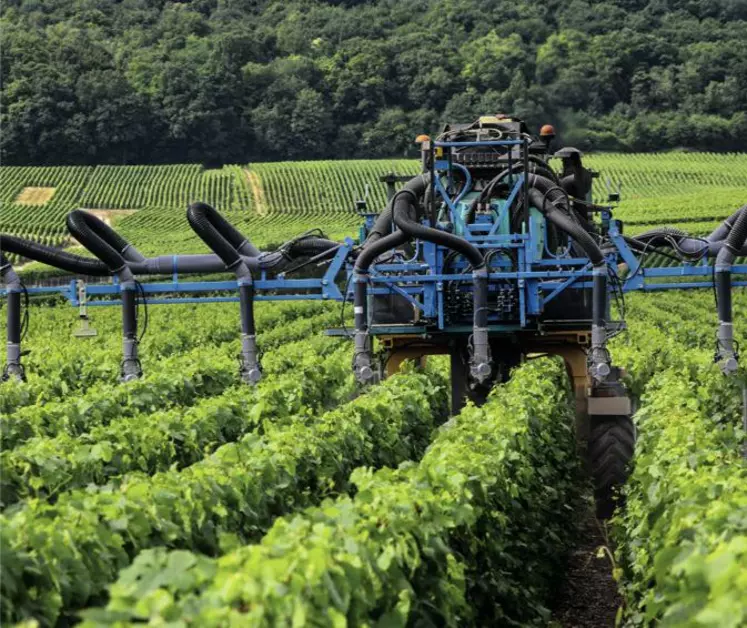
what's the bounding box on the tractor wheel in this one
[588,414,635,519]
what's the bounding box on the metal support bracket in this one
[73,281,98,338]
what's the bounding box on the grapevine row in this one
[82,357,579,626]
[1,364,448,625]
[0,328,344,507]
[0,301,330,415]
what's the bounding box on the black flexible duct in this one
[393,176,484,269]
[526,174,610,379]
[186,202,261,382]
[365,199,395,244]
[718,206,747,267]
[632,227,747,259]
[187,202,246,271]
[355,229,409,273]
[1,248,23,381]
[713,206,747,374]
[716,207,747,323]
[350,176,430,382]
[632,227,710,259]
[626,204,747,261]
[0,234,110,276]
[392,174,493,382]
[526,177,605,267]
[66,210,130,272]
[355,178,429,273]
[286,237,340,259]
[190,203,261,258]
[708,205,747,243]
[467,158,558,224]
[560,172,593,200]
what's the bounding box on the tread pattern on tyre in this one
[588,414,635,519]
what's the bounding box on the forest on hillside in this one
[1,0,746,166]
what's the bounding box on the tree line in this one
[1,0,746,166]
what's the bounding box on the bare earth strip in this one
[245,168,266,216]
[15,187,56,205]
[81,209,138,226]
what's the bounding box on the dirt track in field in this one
[245,169,266,215]
[550,505,623,627]
[80,209,138,226]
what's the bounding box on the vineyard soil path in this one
[245,168,266,215]
[550,504,622,627]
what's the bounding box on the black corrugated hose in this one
[66,210,130,272]
[716,206,747,324]
[186,202,245,271]
[0,233,110,276]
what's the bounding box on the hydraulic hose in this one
[186,202,259,383]
[526,179,604,267]
[526,175,610,381]
[714,206,747,374]
[393,176,484,269]
[392,174,492,384]
[66,210,130,273]
[0,234,110,276]
[351,176,429,382]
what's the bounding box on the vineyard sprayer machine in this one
[2,115,746,516]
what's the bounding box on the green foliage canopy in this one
[1,0,746,164]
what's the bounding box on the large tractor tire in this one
[588,414,635,519]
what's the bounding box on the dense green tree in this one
[1,0,745,165]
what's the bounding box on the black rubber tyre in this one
[588,414,635,519]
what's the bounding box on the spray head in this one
[239,333,262,385]
[470,360,492,384]
[355,363,375,383]
[589,324,611,383]
[353,331,375,384]
[715,323,739,375]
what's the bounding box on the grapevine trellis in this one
[2,154,747,259]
